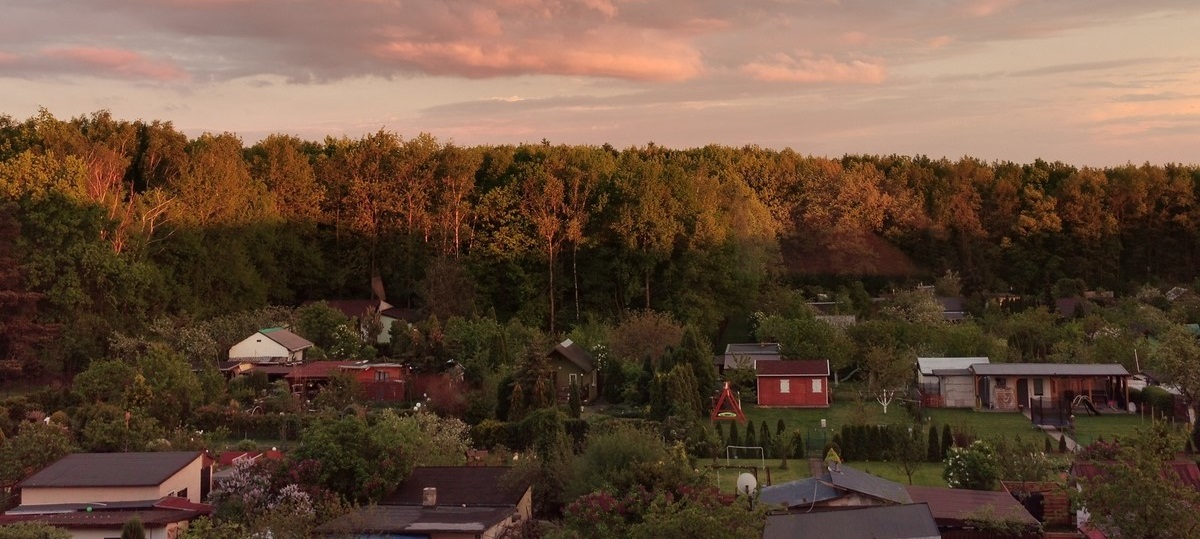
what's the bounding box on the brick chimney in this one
[422,487,437,508]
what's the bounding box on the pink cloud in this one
[741,54,887,84]
[43,47,188,81]
[963,0,1026,17]
[375,38,702,82]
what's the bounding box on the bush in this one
[943,440,998,490]
[471,419,508,449]
[1141,386,1176,418]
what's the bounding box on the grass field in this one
[708,457,946,494]
[731,398,1055,448]
[1070,412,1188,447]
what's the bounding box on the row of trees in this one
[3,110,1200,382]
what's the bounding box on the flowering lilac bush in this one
[943,440,998,490]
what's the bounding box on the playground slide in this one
[1082,398,1101,416]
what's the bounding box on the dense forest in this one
[1,109,1199,381]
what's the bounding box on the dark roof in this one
[0,497,210,529]
[381,306,421,322]
[258,327,314,351]
[905,485,1039,526]
[1056,297,1082,317]
[758,477,841,507]
[381,467,528,507]
[763,504,940,539]
[724,343,783,356]
[917,357,989,376]
[937,296,966,312]
[825,464,912,504]
[755,359,830,377]
[314,505,515,535]
[0,509,204,529]
[970,363,1129,377]
[18,451,204,489]
[549,339,594,373]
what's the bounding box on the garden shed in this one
[970,363,1130,412]
[916,357,989,408]
[755,359,830,408]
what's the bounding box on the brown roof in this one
[18,451,204,489]
[905,485,1039,526]
[756,359,830,377]
[1073,460,1200,491]
[258,327,313,352]
[381,466,528,507]
[285,361,358,380]
[549,339,594,373]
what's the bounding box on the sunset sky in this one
[3,0,1198,166]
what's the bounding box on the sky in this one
[2,0,1199,167]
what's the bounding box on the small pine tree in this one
[927,424,941,462]
[776,418,787,437]
[728,422,741,447]
[1044,436,1053,454]
[792,430,807,459]
[121,516,146,539]
[567,380,583,419]
[760,421,773,457]
[745,420,758,449]
[1058,434,1068,453]
[941,424,953,455]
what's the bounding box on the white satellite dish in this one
[736,472,758,496]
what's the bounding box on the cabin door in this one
[1017,378,1029,409]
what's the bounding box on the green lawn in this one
[1070,412,1181,448]
[730,399,1053,448]
[708,458,946,494]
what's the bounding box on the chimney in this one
[422,487,437,508]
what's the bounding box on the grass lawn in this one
[708,458,946,495]
[1070,412,1181,447]
[729,399,1054,448]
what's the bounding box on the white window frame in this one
[780,378,790,394]
[812,378,823,393]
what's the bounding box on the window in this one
[780,379,790,394]
[375,370,389,381]
[812,379,823,393]
[1033,378,1044,396]
[569,373,579,386]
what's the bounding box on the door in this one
[1017,378,1029,409]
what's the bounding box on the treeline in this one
[1,109,1199,376]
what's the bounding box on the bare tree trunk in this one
[572,243,581,321]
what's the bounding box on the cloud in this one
[43,47,189,81]
[741,54,887,84]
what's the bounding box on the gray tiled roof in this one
[826,464,913,504]
[18,451,203,489]
[758,477,840,507]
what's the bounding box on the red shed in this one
[756,360,830,408]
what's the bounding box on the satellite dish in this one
[736,473,758,496]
